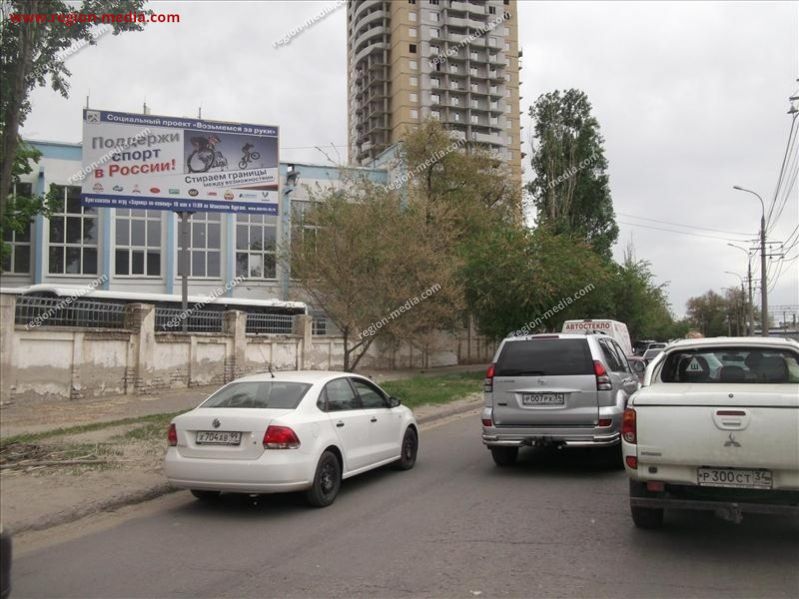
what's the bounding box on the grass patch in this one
[0,411,186,449]
[381,371,484,409]
[118,413,177,442]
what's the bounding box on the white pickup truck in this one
[622,337,799,529]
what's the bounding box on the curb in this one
[10,399,482,536]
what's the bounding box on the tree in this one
[526,89,618,259]
[0,0,148,226]
[289,180,462,371]
[462,225,613,339]
[685,290,729,337]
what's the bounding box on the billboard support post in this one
[178,211,191,333]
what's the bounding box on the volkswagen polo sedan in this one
[165,371,418,507]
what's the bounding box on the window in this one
[430,27,439,37]
[429,0,439,4]
[505,41,510,51]
[410,92,418,102]
[453,112,461,122]
[494,339,593,376]
[471,115,479,124]
[489,5,496,14]
[449,64,458,74]
[430,45,439,55]
[409,27,417,37]
[115,209,162,276]
[189,212,221,278]
[470,51,479,60]
[236,213,276,279]
[409,59,417,70]
[410,76,418,86]
[471,99,479,108]
[660,348,799,384]
[431,77,440,87]
[201,381,312,409]
[409,43,417,53]
[409,11,417,20]
[431,110,440,119]
[48,185,98,275]
[452,96,460,105]
[470,67,478,76]
[471,83,479,92]
[430,12,439,22]
[409,0,416,3]
[351,379,388,409]
[2,183,33,274]
[450,80,459,90]
[599,340,625,373]
[410,109,419,119]
[431,93,440,103]
[321,378,360,412]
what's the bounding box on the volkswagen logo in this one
[212,418,221,429]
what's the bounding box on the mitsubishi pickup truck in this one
[622,337,799,528]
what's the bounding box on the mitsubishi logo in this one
[212,418,221,429]
[724,433,741,448]
[537,378,546,386]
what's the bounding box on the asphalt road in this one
[12,414,799,598]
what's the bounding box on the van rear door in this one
[491,338,599,426]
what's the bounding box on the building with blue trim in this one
[2,140,389,302]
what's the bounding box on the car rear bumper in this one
[164,448,315,494]
[630,496,799,519]
[482,428,620,448]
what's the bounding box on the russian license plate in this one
[697,467,773,489]
[521,392,565,406]
[196,431,242,445]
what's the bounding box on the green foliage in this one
[462,224,613,339]
[526,89,618,259]
[685,287,751,337]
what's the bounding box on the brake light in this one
[167,423,177,446]
[263,425,301,449]
[598,417,612,427]
[484,363,495,393]
[625,455,638,469]
[622,408,636,444]
[594,360,611,390]
[481,418,493,427]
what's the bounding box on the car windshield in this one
[495,338,593,376]
[660,347,799,383]
[200,381,312,409]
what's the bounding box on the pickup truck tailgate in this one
[632,384,799,471]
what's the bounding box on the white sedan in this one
[165,371,419,507]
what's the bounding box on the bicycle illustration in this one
[238,143,261,170]
[187,135,229,173]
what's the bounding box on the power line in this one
[617,212,753,237]
[617,220,750,242]
[767,113,798,230]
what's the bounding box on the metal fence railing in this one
[311,311,339,336]
[246,313,295,335]
[155,307,224,333]
[15,295,127,329]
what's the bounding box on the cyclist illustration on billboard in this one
[239,142,261,169]
[187,134,228,173]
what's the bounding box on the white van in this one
[561,319,632,356]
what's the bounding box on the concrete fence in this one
[0,294,495,403]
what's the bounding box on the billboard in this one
[80,109,279,214]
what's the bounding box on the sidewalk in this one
[0,363,487,439]
[0,364,487,535]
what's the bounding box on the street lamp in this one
[732,185,768,336]
[727,243,755,335]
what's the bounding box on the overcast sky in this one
[21,0,799,320]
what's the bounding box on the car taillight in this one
[167,423,177,446]
[484,363,495,393]
[625,455,638,469]
[263,425,301,449]
[622,408,636,444]
[594,360,612,390]
[481,418,493,427]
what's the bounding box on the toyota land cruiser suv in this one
[481,333,639,466]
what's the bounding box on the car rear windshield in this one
[495,339,593,376]
[201,381,312,409]
[660,347,799,384]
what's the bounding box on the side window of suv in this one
[609,341,631,373]
[598,339,623,372]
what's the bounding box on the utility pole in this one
[733,186,768,336]
[728,243,755,335]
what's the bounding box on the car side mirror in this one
[388,396,401,408]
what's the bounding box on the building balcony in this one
[352,0,384,23]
